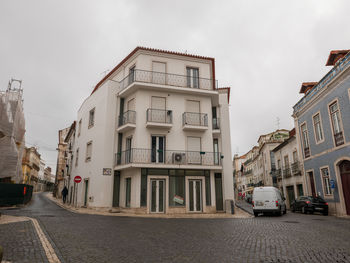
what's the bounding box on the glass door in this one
[125,137,132,163]
[151,136,165,163]
[150,179,165,213]
[189,180,202,212]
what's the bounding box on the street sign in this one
[330,179,335,189]
[103,168,112,176]
[74,176,82,183]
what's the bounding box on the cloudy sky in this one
[1,0,349,172]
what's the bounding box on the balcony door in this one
[187,137,201,164]
[151,136,165,163]
[152,62,166,85]
[125,137,132,164]
[185,100,200,125]
[187,67,199,88]
[150,96,167,123]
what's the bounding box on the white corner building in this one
[69,47,234,214]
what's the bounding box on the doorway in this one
[215,173,223,211]
[113,172,120,207]
[83,179,89,207]
[339,160,350,215]
[308,171,316,197]
[150,179,165,213]
[125,137,132,163]
[189,180,202,212]
[286,185,295,207]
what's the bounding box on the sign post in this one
[73,176,82,208]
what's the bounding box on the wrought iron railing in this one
[244,169,252,175]
[291,161,301,175]
[293,51,350,113]
[146,109,172,124]
[115,148,221,166]
[304,147,310,158]
[283,167,291,178]
[212,118,220,129]
[334,131,345,147]
[182,112,208,127]
[119,69,217,92]
[118,110,136,127]
[272,169,282,179]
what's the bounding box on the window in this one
[205,172,211,206]
[169,172,185,206]
[329,101,344,146]
[75,148,79,166]
[312,113,324,143]
[186,67,199,88]
[89,108,95,128]
[321,167,332,195]
[301,123,310,158]
[128,66,135,85]
[187,137,201,164]
[140,171,147,207]
[86,141,92,162]
[78,119,82,136]
[125,178,131,207]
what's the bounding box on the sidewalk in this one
[235,200,253,215]
[0,215,49,263]
[47,193,252,219]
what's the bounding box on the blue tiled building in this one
[293,50,350,216]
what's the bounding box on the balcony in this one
[119,70,218,97]
[334,131,345,147]
[212,118,220,134]
[146,109,173,129]
[272,169,282,180]
[115,148,221,168]
[283,167,292,178]
[293,51,350,114]
[117,110,136,132]
[291,162,302,176]
[182,112,208,131]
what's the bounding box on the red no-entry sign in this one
[74,176,82,183]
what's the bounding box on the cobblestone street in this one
[1,193,350,263]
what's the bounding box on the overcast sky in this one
[1,0,349,172]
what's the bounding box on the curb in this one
[235,203,253,215]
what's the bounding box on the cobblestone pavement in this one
[1,193,350,263]
[0,219,48,263]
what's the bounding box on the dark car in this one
[291,196,328,215]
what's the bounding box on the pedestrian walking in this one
[62,186,68,204]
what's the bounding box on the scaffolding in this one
[0,79,26,183]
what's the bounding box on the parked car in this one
[291,196,328,215]
[245,193,252,204]
[252,186,287,217]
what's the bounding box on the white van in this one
[252,187,286,217]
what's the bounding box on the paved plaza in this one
[1,193,350,263]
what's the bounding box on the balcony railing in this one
[304,147,310,158]
[146,109,172,124]
[244,169,252,175]
[334,131,345,147]
[182,112,208,127]
[291,161,301,175]
[294,51,350,113]
[115,148,221,166]
[119,69,218,92]
[283,167,291,178]
[272,169,281,179]
[118,110,136,127]
[212,118,220,129]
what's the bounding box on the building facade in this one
[69,47,234,214]
[272,129,305,208]
[22,147,41,190]
[55,126,70,197]
[234,130,289,197]
[293,49,350,216]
